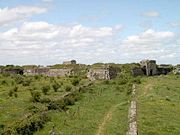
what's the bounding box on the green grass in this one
[137,75,180,135]
[0,70,136,135]
[2,69,179,135]
[35,81,129,135]
[0,74,88,132]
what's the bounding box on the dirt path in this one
[96,103,123,135]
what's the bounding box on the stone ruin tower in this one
[140,60,157,76]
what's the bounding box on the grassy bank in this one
[137,75,180,135]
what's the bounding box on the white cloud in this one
[0,22,122,65]
[42,0,53,2]
[169,21,180,27]
[141,11,160,17]
[119,29,179,64]
[0,6,47,26]
[0,21,179,65]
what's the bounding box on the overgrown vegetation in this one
[137,75,180,135]
[1,63,179,135]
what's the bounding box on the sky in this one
[0,0,180,65]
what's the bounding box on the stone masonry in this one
[23,67,74,77]
[140,60,157,76]
[87,65,119,80]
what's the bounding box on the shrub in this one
[1,80,8,85]
[8,90,14,97]
[47,100,66,111]
[64,84,72,92]
[50,77,55,82]
[103,80,110,85]
[31,91,41,102]
[131,77,141,84]
[41,85,50,95]
[15,75,24,84]
[14,93,18,98]
[64,96,75,105]
[34,75,41,80]
[3,112,50,135]
[2,73,10,77]
[13,86,18,92]
[52,83,60,92]
[22,79,31,86]
[71,78,80,86]
[8,86,18,97]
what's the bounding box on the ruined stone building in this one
[173,66,180,74]
[140,60,157,76]
[23,67,49,76]
[131,68,144,76]
[157,64,173,75]
[87,65,119,80]
[48,68,74,77]
[132,60,174,76]
[63,60,76,65]
[23,67,74,77]
[0,68,23,75]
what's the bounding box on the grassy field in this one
[0,71,136,135]
[1,68,179,135]
[35,81,129,135]
[136,75,180,135]
[0,73,90,134]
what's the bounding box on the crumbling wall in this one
[131,68,144,76]
[157,65,173,75]
[24,68,74,77]
[87,68,109,80]
[23,68,49,75]
[1,69,23,75]
[140,60,157,76]
[48,69,74,77]
[173,67,180,75]
[87,66,118,80]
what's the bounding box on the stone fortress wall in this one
[0,59,179,79]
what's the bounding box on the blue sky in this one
[0,0,180,65]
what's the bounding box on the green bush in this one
[3,112,50,135]
[14,93,18,98]
[64,84,72,92]
[13,86,18,92]
[1,80,8,85]
[71,78,80,86]
[34,75,41,80]
[52,82,60,92]
[131,77,141,84]
[14,75,24,84]
[8,86,18,97]
[8,90,14,97]
[47,100,66,111]
[31,91,41,102]
[22,79,32,86]
[41,85,50,95]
